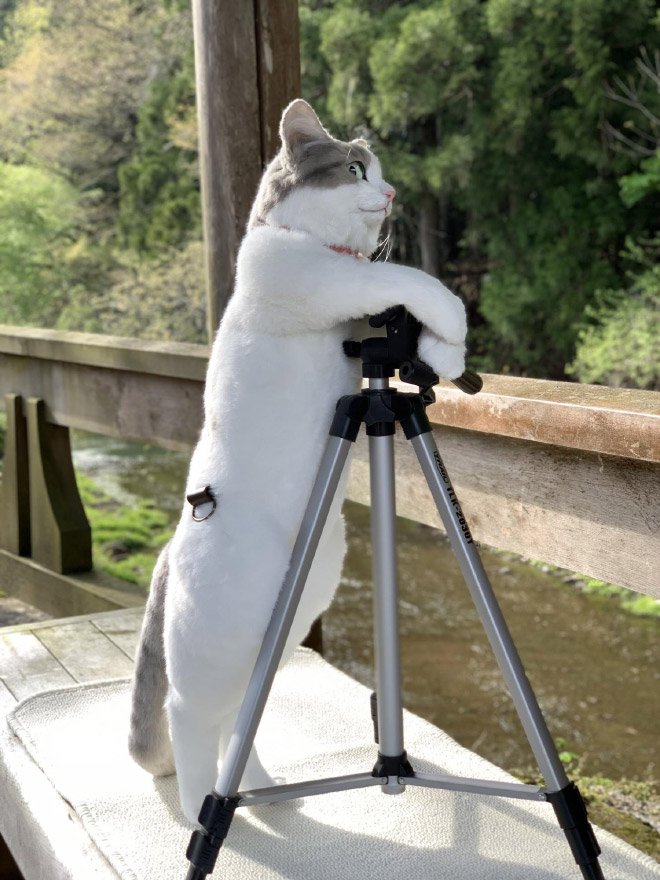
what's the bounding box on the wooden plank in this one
[0,325,207,382]
[0,355,202,451]
[35,621,134,682]
[0,394,30,557]
[191,0,262,338]
[26,399,91,574]
[92,611,143,661]
[0,631,74,701]
[0,550,145,618]
[347,425,660,598]
[0,606,143,636]
[3,343,660,463]
[428,375,660,463]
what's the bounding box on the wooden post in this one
[192,0,301,339]
[26,398,92,574]
[254,0,301,164]
[0,394,30,557]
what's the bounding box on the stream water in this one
[71,431,660,783]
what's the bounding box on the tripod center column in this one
[368,379,406,789]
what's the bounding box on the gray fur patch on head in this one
[249,100,374,228]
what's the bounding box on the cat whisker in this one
[373,232,392,262]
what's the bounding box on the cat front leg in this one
[241,230,467,345]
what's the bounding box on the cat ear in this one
[352,138,369,149]
[280,99,330,154]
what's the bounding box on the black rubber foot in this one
[579,862,605,880]
[185,793,239,878]
[547,782,604,880]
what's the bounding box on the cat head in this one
[248,99,395,257]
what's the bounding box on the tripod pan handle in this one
[451,370,483,395]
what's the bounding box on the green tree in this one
[300,0,660,378]
[0,0,189,225]
[58,240,206,342]
[570,237,660,388]
[570,45,660,388]
[117,50,200,254]
[0,162,89,325]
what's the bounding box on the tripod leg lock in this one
[547,782,604,879]
[372,750,414,779]
[185,793,240,876]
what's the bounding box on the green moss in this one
[78,474,172,590]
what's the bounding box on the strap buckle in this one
[186,485,217,522]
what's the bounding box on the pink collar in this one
[256,221,362,259]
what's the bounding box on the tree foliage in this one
[301,0,660,378]
[0,0,190,223]
[0,0,200,331]
[1,0,660,387]
[0,161,89,326]
[117,50,200,254]
[570,237,660,388]
[58,240,206,343]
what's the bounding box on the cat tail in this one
[128,541,175,776]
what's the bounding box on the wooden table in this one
[0,607,144,880]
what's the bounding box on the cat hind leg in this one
[167,691,227,824]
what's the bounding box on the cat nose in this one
[384,188,396,203]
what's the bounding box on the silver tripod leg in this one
[410,430,569,793]
[212,435,353,798]
[370,431,405,793]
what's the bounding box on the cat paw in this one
[418,329,466,380]
[436,291,468,345]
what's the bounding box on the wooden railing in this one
[1,324,659,620]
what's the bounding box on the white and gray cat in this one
[128,99,467,823]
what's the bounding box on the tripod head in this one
[343,305,482,399]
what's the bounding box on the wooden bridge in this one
[0,0,659,875]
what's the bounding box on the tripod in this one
[184,307,604,880]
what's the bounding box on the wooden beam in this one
[191,0,263,340]
[0,395,30,557]
[347,426,660,599]
[428,375,660,464]
[0,325,207,382]
[0,357,203,451]
[2,328,659,462]
[254,0,301,164]
[191,0,301,339]
[2,328,660,595]
[26,399,92,574]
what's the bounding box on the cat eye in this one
[348,161,366,181]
